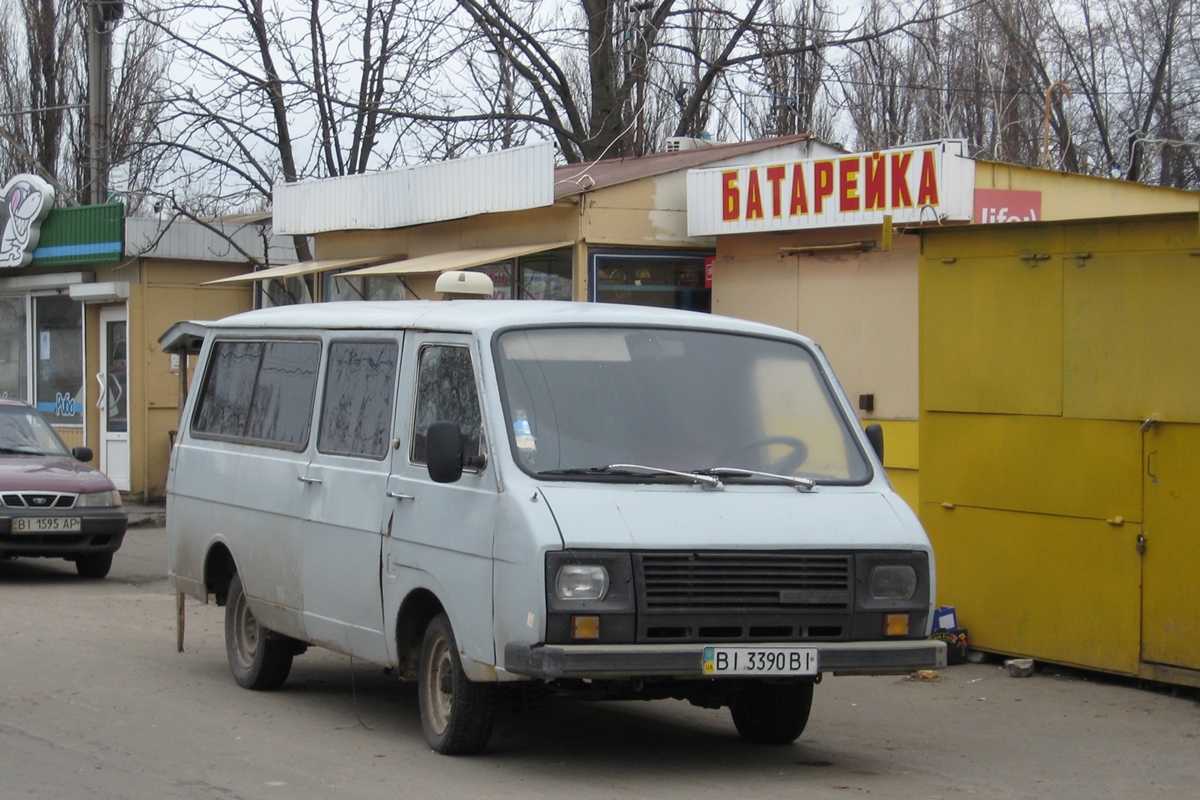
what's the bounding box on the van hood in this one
[538,484,927,551]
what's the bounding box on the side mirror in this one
[73,446,94,463]
[426,421,464,483]
[864,423,884,462]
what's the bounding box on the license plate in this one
[13,517,81,533]
[702,646,819,676]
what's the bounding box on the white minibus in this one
[167,299,944,754]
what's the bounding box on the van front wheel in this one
[418,613,497,754]
[225,572,294,690]
[730,680,814,745]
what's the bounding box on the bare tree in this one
[0,0,168,209]
[831,0,1200,187]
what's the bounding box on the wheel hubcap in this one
[424,636,454,735]
[233,591,260,668]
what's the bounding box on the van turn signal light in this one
[884,613,910,637]
[571,615,601,640]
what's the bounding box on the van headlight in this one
[555,564,609,601]
[77,490,121,508]
[870,565,917,600]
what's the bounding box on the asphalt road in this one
[3,527,1198,799]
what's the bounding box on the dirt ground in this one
[2,527,1198,799]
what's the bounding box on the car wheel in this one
[418,612,497,755]
[729,680,815,745]
[75,552,113,579]
[225,572,293,690]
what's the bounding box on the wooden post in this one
[177,590,186,653]
[175,351,189,652]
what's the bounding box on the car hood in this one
[0,455,115,493]
[538,484,929,551]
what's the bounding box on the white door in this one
[97,306,130,490]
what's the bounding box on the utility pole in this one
[85,0,124,205]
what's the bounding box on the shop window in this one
[324,271,407,302]
[410,345,482,466]
[0,294,84,424]
[318,340,399,459]
[262,276,312,307]
[193,339,321,449]
[590,251,712,312]
[0,297,27,400]
[34,295,84,425]
[468,248,573,301]
[520,249,572,300]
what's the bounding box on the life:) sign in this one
[687,141,974,236]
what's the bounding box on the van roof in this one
[208,300,814,343]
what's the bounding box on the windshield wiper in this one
[697,466,816,491]
[537,464,723,488]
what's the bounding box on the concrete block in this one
[1005,658,1035,677]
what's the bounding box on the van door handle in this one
[387,491,414,501]
[297,475,323,484]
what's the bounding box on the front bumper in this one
[505,639,947,680]
[0,509,128,557]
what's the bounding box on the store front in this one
[686,141,977,508]
[2,172,287,498]
[0,177,124,461]
[256,137,842,314]
[686,140,1200,512]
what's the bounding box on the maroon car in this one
[0,399,127,578]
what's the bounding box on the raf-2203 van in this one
[166,299,945,755]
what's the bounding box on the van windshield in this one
[494,327,870,484]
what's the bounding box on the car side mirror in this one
[72,446,94,463]
[426,421,464,483]
[864,423,884,462]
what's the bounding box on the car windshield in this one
[0,405,71,456]
[495,326,870,484]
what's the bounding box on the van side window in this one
[318,340,399,459]
[193,339,321,449]
[411,345,482,466]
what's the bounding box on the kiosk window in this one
[411,345,482,465]
[318,341,399,458]
[194,340,320,449]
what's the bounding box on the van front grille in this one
[635,551,852,612]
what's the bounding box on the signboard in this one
[974,188,1042,224]
[687,141,975,236]
[0,174,55,269]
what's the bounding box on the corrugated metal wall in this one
[273,141,555,235]
[125,217,297,265]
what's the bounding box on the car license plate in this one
[13,517,81,533]
[702,646,818,676]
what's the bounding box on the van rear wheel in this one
[225,572,293,690]
[418,613,497,754]
[730,680,814,745]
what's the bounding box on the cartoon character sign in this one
[0,174,55,269]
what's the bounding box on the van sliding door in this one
[299,335,401,663]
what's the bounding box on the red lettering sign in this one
[891,152,913,208]
[722,171,740,221]
[839,157,861,213]
[766,165,786,218]
[973,189,1042,223]
[865,153,886,211]
[813,161,835,213]
[745,168,764,221]
[789,163,808,215]
[917,150,939,206]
